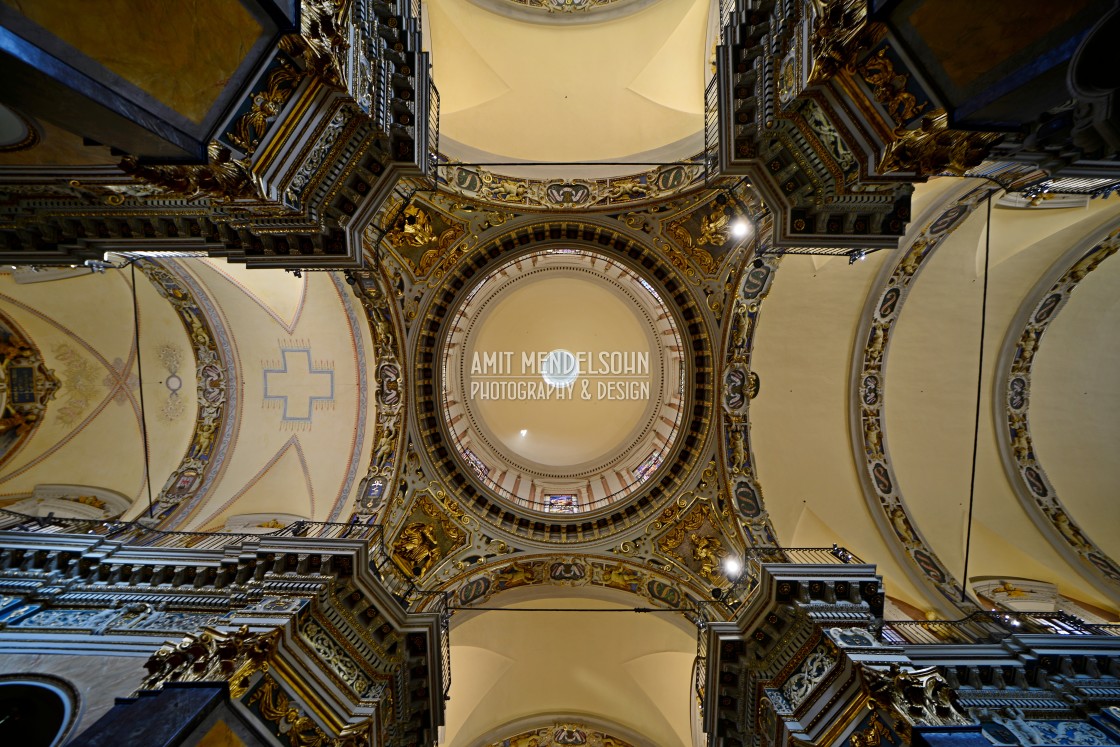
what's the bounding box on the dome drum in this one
[412,224,714,543]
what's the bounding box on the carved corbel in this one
[863,663,973,727]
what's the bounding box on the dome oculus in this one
[440,248,685,515]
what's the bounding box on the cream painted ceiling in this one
[464,274,653,468]
[751,186,1120,616]
[442,588,697,747]
[0,259,377,530]
[1031,254,1120,562]
[424,0,710,166]
[0,267,194,509]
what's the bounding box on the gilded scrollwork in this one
[440,555,699,614]
[227,60,304,156]
[119,141,257,201]
[807,0,873,85]
[141,625,280,693]
[247,674,342,747]
[879,111,1001,177]
[383,200,468,278]
[863,664,971,727]
[858,46,928,126]
[440,161,704,211]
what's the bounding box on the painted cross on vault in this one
[263,348,334,423]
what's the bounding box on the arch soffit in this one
[0,673,81,747]
[848,181,994,616]
[720,215,783,548]
[136,260,238,531]
[420,552,717,625]
[469,714,652,747]
[993,220,1120,599]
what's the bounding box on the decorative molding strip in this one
[723,225,783,548]
[348,260,406,522]
[467,0,660,25]
[429,553,705,616]
[849,183,993,615]
[437,158,707,211]
[995,222,1120,596]
[139,260,238,529]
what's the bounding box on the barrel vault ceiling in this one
[0,1,1118,745]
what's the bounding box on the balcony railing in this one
[881,611,1116,645]
[0,508,383,555]
[704,74,720,182]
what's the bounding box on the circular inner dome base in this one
[441,249,684,514]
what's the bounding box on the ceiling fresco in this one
[0,266,193,511]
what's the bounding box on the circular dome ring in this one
[441,249,684,510]
[412,223,714,544]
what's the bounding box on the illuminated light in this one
[723,557,743,577]
[731,219,750,238]
[540,349,579,387]
[519,429,527,437]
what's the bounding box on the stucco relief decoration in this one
[141,625,280,695]
[352,268,405,518]
[383,198,467,278]
[9,604,216,637]
[299,616,375,698]
[722,252,782,547]
[781,642,837,710]
[857,45,929,127]
[845,710,909,747]
[878,110,1001,178]
[389,495,467,580]
[806,0,871,86]
[664,195,739,275]
[439,160,704,210]
[999,230,1120,589]
[51,343,98,426]
[981,716,1115,746]
[157,343,187,421]
[862,664,972,727]
[244,674,366,747]
[801,99,858,177]
[0,311,60,470]
[485,723,636,747]
[495,0,629,13]
[855,186,992,610]
[140,262,234,527]
[119,140,257,202]
[656,502,737,585]
[445,554,693,613]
